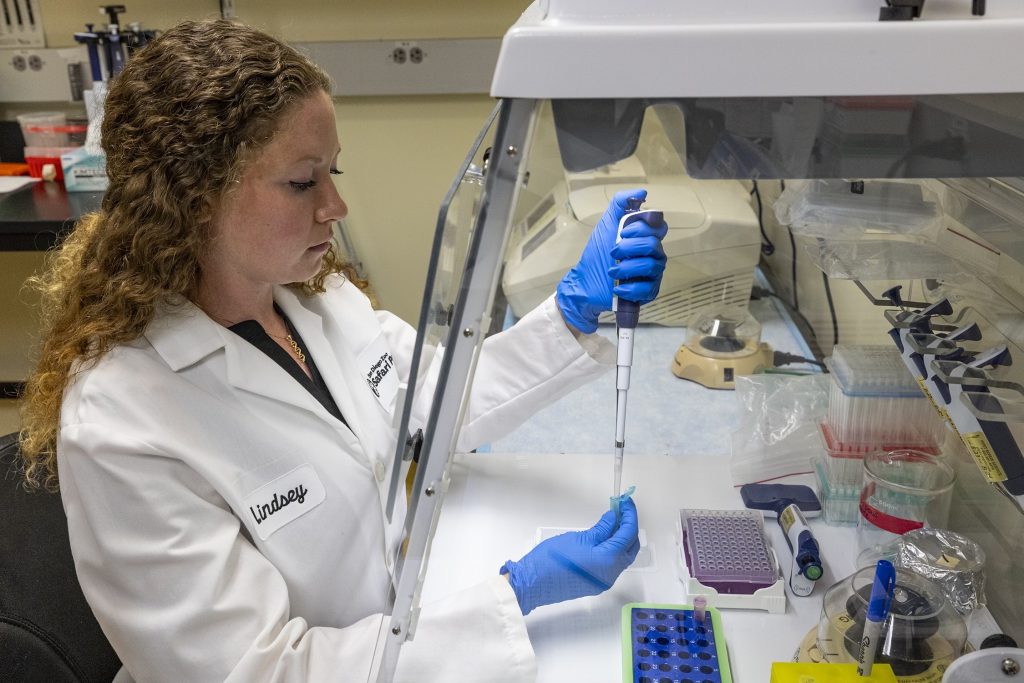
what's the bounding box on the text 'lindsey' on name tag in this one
[243,464,326,541]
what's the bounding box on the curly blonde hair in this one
[19,19,366,489]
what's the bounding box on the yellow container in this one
[771,662,899,683]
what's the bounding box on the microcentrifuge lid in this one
[685,308,762,358]
[819,565,967,674]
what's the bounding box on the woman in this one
[19,19,667,683]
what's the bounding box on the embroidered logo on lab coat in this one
[358,334,398,411]
[242,464,326,541]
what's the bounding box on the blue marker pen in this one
[857,560,896,677]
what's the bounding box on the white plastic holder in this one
[675,542,788,614]
[941,647,1024,683]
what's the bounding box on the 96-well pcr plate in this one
[680,509,776,594]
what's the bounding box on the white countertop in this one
[420,451,860,682]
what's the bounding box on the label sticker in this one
[963,431,1008,483]
[859,485,924,535]
[357,333,398,412]
[243,464,326,541]
[779,505,797,533]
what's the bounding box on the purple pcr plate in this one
[681,509,776,593]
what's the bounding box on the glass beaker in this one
[857,449,955,557]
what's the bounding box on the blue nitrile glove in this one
[556,189,669,334]
[499,497,640,615]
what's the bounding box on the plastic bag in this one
[774,179,942,239]
[730,373,830,485]
[797,235,972,282]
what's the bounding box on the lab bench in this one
[0,182,101,251]
[0,183,101,405]
[420,451,852,682]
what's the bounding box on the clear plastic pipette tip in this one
[613,454,623,499]
[610,484,635,523]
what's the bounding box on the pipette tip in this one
[610,485,636,523]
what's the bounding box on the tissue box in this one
[61,147,109,192]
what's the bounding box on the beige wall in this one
[39,1,526,48]
[334,94,498,317]
[2,0,528,430]
[34,0,526,320]
[0,252,44,435]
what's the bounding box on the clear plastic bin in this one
[17,112,87,147]
[825,345,943,445]
[798,235,973,282]
[774,179,941,239]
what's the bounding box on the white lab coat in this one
[57,275,614,683]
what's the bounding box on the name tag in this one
[243,464,326,541]
[357,333,398,412]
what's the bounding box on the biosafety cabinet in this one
[374,2,1024,680]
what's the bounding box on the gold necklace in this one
[278,334,307,364]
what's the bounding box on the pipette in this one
[611,198,664,517]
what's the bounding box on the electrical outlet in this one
[298,38,500,96]
[391,41,423,65]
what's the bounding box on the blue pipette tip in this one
[610,485,636,523]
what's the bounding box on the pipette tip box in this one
[825,345,942,445]
[818,421,941,488]
[622,602,733,683]
[813,457,860,526]
[676,509,786,613]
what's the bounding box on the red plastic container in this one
[24,146,79,182]
[26,156,64,181]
